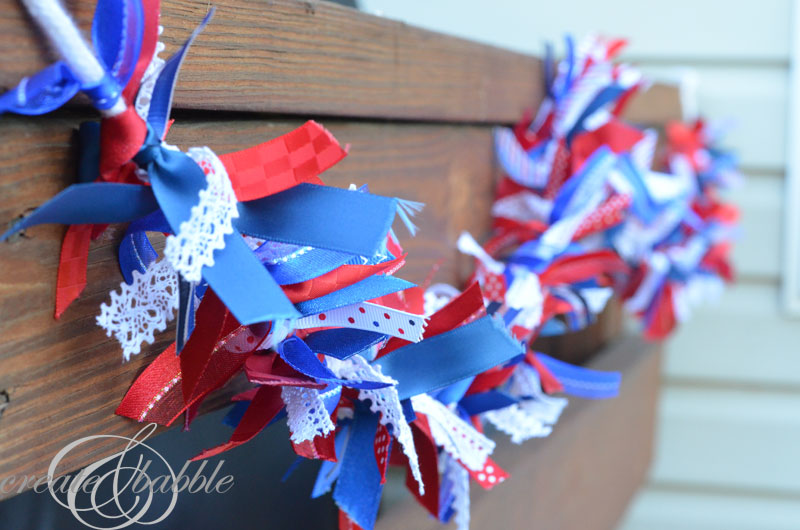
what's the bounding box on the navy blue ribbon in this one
[304,329,388,360]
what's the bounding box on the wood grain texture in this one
[0,99,677,498]
[0,114,498,497]
[0,0,543,123]
[0,0,678,125]
[378,335,663,530]
[0,0,680,500]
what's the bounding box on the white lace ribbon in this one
[442,453,471,530]
[486,364,568,444]
[411,394,495,472]
[96,258,178,361]
[134,27,166,121]
[281,386,336,444]
[326,356,424,494]
[164,147,239,283]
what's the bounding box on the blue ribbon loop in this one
[1,0,146,115]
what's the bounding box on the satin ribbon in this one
[133,128,299,325]
[535,353,621,399]
[373,316,524,401]
[277,337,391,390]
[332,405,384,530]
[0,0,148,115]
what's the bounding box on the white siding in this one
[361,1,800,528]
[619,489,800,530]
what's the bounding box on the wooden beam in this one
[0,0,680,500]
[0,115,500,496]
[377,335,663,530]
[0,0,680,125]
[0,0,544,123]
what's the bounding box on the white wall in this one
[360,1,800,527]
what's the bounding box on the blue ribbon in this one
[277,337,391,390]
[118,209,168,283]
[295,275,415,316]
[459,391,519,416]
[146,9,213,136]
[617,154,659,224]
[536,353,621,399]
[333,405,384,530]
[0,183,159,241]
[304,329,388,360]
[566,84,627,143]
[373,316,524,401]
[0,0,145,115]
[91,0,144,91]
[0,62,81,116]
[550,146,615,222]
[311,424,350,499]
[259,243,355,285]
[133,129,300,325]
[236,183,399,257]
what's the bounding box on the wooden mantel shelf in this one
[378,335,662,530]
[0,0,678,505]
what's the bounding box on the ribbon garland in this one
[0,4,740,530]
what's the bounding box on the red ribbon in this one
[220,120,346,202]
[191,385,284,461]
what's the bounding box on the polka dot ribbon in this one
[294,302,427,342]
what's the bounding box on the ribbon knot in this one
[133,130,170,169]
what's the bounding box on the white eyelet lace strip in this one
[411,394,495,472]
[96,258,178,361]
[326,355,423,494]
[164,147,239,283]
[294,302,427,342]
[510,364,569,425]
[442,453,471,530]
[281,386,336,444]
[134,28,166,121]
[485,364,568,443]
[484,404,552,444]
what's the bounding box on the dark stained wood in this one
[0,0,544,123]
[0,0,679,125]
[0,97,678,499]
[0,0,680,502]
[378,335,663,530]
[533,297,624,366]
[0,114,499,497]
